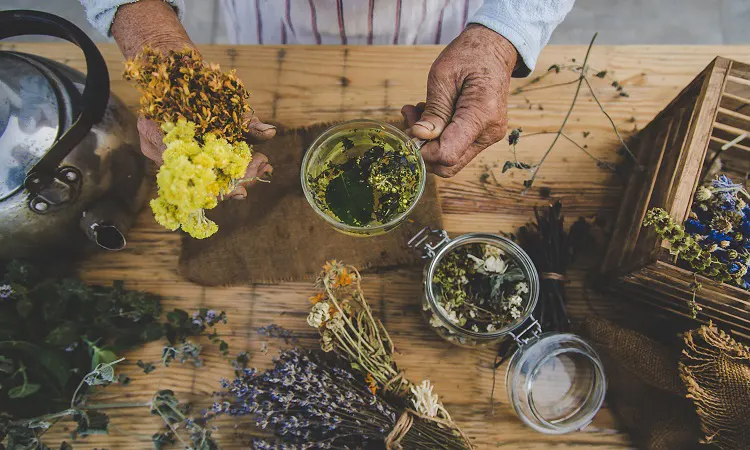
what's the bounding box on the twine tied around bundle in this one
[385,410,414,450]
[541,272,566,281]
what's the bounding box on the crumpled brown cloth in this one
[178,122,443,285]
[582,316,750,450]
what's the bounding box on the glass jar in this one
[409,228,607,434]
[301,119,427,237]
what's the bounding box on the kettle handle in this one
[0,10,110,194]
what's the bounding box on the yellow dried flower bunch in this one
[124,47,259,239]
[123,46,251,142]
[150,119,252,239]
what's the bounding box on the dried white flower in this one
[467,254,507,274]
[515,281,529,294]
[486,323,497,332]
[325,313,345,331]
[306,302,330,328]
[437,303,460,325]
[469,309,477,318]
[321,330,335,352]
[410,380,441,418]
[471,325,479,333]
[510,308,522,319]
[483,244,504,259]
[508,295,523,307]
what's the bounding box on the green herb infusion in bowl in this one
[301,120,426,236]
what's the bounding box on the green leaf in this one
[45,322,80,346]
[325,171,374,226]
[15,296,33,318]
[8,382,41,398]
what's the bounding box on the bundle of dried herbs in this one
[215,349,465,450]
[644,175,750,296]
[306,132,422,227]
[306,261,473,449]
[513,201,592,332]
[124,47,258,239]
[431,243,529,333]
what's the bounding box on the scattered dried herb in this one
[502,33,640,191]
[0,260,229,449]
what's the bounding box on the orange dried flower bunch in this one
[123,46,251,143]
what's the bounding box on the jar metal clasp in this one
[509,315,542,345]
[408,227,451,259]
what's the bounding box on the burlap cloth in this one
[582,316,750,450]
[178,122,443,285]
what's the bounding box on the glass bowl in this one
[301,119,427,237]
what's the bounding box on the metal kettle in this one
[0,10,149,259]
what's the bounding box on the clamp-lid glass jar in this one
[301,119,427,237]
[409,228,607,434]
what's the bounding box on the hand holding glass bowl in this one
[301,120,427,236]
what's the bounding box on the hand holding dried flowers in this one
[305,261,473,449]
[124,47,261,239]
[644,175,750,291]
[432,243,529,334]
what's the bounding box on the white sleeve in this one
[469,0,575,77]
[78,0,186,37]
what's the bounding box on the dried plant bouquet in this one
[124,47,259,239]
[305,261,473,449]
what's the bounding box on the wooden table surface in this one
[6,42,750,449]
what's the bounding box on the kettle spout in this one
[80,200,129,251]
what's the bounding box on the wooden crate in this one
[602,57,750,340]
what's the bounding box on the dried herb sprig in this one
[124,47,251,143]
[502,33,640,191]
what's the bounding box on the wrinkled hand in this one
[402,24,518,177]
[137,115,276,199]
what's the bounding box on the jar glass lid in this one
[506,332,606,434]
[0,53,61,200]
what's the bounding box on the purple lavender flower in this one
[0,284,12,299]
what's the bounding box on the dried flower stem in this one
[504,33,640,191]
[522,34,597,191]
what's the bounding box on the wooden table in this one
[6,42,750,449]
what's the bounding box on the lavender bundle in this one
[214,349,468,449]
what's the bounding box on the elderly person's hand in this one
[402,24,518,177]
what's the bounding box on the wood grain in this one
[6,42,750,449]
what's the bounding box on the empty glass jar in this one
[409,228,607,434]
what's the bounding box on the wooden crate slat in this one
[720,92,750,116]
